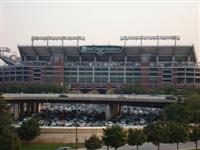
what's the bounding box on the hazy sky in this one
[0,1,199,61]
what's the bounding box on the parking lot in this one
[16,103,163,127]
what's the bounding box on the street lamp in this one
[75,111,79,150]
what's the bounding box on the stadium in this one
[0,35,200,89]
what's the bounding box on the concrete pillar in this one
[32,103,37,113]
[105,104,123,120]
[38,103,42,113]
[28,103,34,114]
[35,103,42,113]
[105,105,111,120]
[26,103,31,115]
[19,103,24,115]
[118,105,123,115]
[14,104,19,120]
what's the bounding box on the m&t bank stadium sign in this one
[80,46,122,56]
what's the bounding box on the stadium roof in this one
[18,45,197,62]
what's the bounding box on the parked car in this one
[56,146,71,150]
[59,94,68,98]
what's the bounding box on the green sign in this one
[80,46,122,55]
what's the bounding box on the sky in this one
[0,1,200,61]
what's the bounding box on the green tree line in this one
[85,123,200,150]
[0,83,69,93]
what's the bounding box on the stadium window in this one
[126,72,133,76]
[110,77,117,83]
[102,77,108,83]
[118,68,124,71]
[86,68,92,71]
[70,68,77,71]
[111,68,117,71]
[71,77,77,83]
[126,77,132,83]
[126,68,133,71]
[79,72,85,75]
[86,72,92,75]
[110,72,117,76]
[79,77,85,83]
[71,72,77,75]
[177,78,184,84]
[102,68,108,71]
[117,72,124,76]
[117,77,124,83]
[186,78,194,83]
[86,76,93,83]
[102,72,108,76]
[195,79,200,83]
[94,77,101,83]
[64,76,70,83]
[95,68,101,71]
[79,68,85,71]
[95,72,101,76]
[133,68,140,71]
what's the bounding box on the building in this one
[0,36,200,89]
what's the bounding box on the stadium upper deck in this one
[0,36,200,89]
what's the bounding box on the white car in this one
[105,121,113,126]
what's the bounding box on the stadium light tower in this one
[120,35,180,46]
[31,36,85,46]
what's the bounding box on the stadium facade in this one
[0,36,200,89]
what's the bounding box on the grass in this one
[21,143,85,150]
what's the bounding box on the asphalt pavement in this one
[78,141,199,150]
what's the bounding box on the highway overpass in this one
[2,94,177,120]
[3,93,177,107]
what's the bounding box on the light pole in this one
[75,111,78,150]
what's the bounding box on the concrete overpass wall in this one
[30,127,104,144]
[29,127,143,144]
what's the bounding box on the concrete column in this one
[33,103,37,113]
[172,56,175,63]
[118,105,123,115]
[105,105,111,120]
[35,103,42,113]
[14,104,19,120]
[108,57,111,83]
[124,56,127,83]
[156,56,159,63]
[105,104,123,120]
[19,103,24,115]
[38,103,42,113]
[30,103,34,114]
[26,103,31,114]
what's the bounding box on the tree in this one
[103,125,126,150]
[0,95,21,150]
[0,83,70,93]
[0,131,21,150]
[106,88,115,94]
[184,94,200,123]
[87,90,99,94]
[144,122,166,150]
[17,118,40,142]
[85,134,102,150]
[164,103,190,123]
[127,128,146,150]
[189,125,200,149]
[115,86,148,94]
[166,122,188,150]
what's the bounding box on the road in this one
[79,142,199,150]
